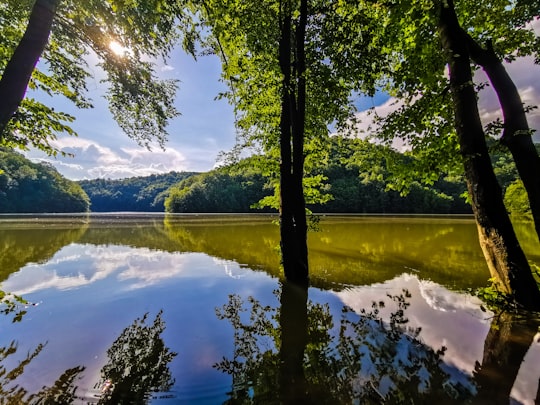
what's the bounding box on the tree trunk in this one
[278,0,309,284]
[439,0,540,310]
[465,35,540,242]
[0,0,59,137]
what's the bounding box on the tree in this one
[364,0,540,309]
[0,147,90,212]
[439,0,540,309]
[461,6,540,242]
[195,0,382,283]
[215,286,475,403]
[96,311,176,403]
[0,0,185,154]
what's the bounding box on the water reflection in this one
[2,215,540,404]
[216,277,540,404]
[95,310,176,403]
[216,283,471,403]
[0,311,175,404]
[0,215,506,292]
[474,312,540,404]
[0,219,88,282]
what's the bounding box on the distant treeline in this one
[0,148,89,213]
[79,172,196,212]
[0,138,528,215]
[164,139,472,214]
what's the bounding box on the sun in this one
[109,40,128,56]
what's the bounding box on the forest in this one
[79,171,195,212]
[0,147,89,213]
[0,137,531,216]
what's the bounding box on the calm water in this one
[0,214,539,404]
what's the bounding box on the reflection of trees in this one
[163,216,493,290]
[0,341,85,404]
[473,312,540,404]
[31,366,86,404]
[0,311,175,404]
[0,341,45,403]
[215,283,475,404]
[96,310,177,404]
[0,220,88,282]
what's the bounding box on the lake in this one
[1,214,539,404]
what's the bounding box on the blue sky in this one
[25,44,540,180]
[26,48,238,179]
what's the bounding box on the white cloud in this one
[351,56,540,144]
[336,273,491,376]
[27,137,189,180]
[161,64,175,72]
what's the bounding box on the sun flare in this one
[109,40,128,56]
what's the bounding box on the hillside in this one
[78,171,197,212]
[0,148,90,213]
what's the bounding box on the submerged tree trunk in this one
[464,35,540,243]
[439,0,540,310]
[278,0,309,284]
[0,0,59,137]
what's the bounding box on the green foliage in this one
[79,171,196,212]
[97,311,176,403]
[504,179,531,216]
[0,147,90,212]
[165,139,473,214]
[0,0,186,153]
[165,164,272,213]
[365,0,540,191]
[215,288,474,403]
[475,275,540,312]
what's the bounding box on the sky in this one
[25,37,540,181]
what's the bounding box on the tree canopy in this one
[0,0,187,154]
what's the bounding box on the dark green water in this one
[0,214,539,404]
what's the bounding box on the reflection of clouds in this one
[213,258,246,280]
[117,251,194,290]
[336,274,490,375]
[1,245,216,294]
[513,332,540,405]
[336,273,540,405]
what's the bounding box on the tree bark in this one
[465,35,540,242]
[0,0,59,137]
[439,0,540,310]
[278,0,309,284]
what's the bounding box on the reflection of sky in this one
[336,273,540,405]
[2,244,253,295]
[2,245,540,404]
[0,243,280,403]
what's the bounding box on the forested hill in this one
[0,148,90,213]
[165,156,473,215]
[78,172,197,212]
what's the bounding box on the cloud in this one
[27,137,189,180]
[351,56,540,144]
[160,64,175,72]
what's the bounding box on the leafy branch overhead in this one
[0,0,189,154]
